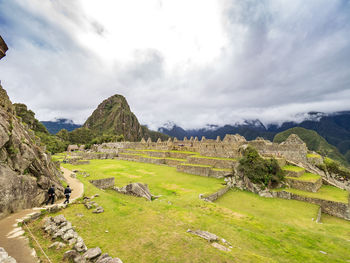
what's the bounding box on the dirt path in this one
[0,167,84,262]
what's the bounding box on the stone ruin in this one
[90,133,309,165]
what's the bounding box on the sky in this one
[0,0,350,130]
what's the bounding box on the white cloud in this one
[0,0,349,130]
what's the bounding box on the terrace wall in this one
[89,177,115,189]
[275,191,350,220]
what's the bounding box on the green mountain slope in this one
[83,94,168,141]
[14,103,68,153]
[273,127,348,166]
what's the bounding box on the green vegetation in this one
[193,155,237,161]
[282,165,305,172]
[284,185,349,203]
[239,146,284,187]
[286,173,320,183]
[28,159,350,262]
[307,153,322,158]
[273,127,348,166]
[317,157,350,180]
[14,103,68,154]
[179,163,212,168]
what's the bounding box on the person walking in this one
[46,185,55,205]
[63,185,72,204]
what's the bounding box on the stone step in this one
[282,165,305,177]
[176,164,231,178]
[286,173,322,192]
[186,156,237,169]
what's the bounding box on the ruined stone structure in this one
[89,178,115,189]
[71,133,350,220]
[92,134,309,166]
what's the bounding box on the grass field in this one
[27,159,350,263]
[284,185,349,203]
[282,165,305,172]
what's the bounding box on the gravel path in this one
[0,167,84,262]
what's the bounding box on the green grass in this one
[27,159,350,263]
[285,185,349,203]
[179,163,212,168]
[119,152,144,156]
[124,149,199,155]
[283,165,305,172]
[211,168,232,172]
[164,158,187,162]
[193,155,237,161]
[307,153,322,158]
[286,173,321,183]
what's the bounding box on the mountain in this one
[159,111,350,163]
[84,94,169,141]
[0,43,64,218]
[41,118,82,134]
[273,127,347,165]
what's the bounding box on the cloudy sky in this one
[0,0,350,129]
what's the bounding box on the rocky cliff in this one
[0,37,63,219]
[84,94,168,141]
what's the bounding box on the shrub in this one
[238,146,284,188]
[322,157,350,179]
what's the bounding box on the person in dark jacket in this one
[63,185,72,204]
[46,185,55,205]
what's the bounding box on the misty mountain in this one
[41,118,82,134]
[159,111,350,162]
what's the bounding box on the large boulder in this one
[114,183,157,201]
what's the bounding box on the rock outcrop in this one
[0,37,63,219]
[114,183,157,201]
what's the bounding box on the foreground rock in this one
[43,215,122,262]
[0,82,64,219]
[187,229,218,242]
[0,247,16,263]
[43,215,87,253]
[187,229,231,252]
[114,183,158,201]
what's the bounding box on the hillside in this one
[84,94,168,141]
[14,103,68,154]
[273,127,347,165]
[41,118,82,134]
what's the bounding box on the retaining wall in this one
[186,156,236,169]
[201,186,231,202]
[286,177,322,192]
[275,191,350,220]
[89,178,115,189]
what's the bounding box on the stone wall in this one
[201,186,231,202]
[95,133,309,166]
[275,191,350,220]
[89,178,115,189]
[177,164,211,177]
[286,177,322,192]
[187,156,236,169]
